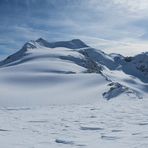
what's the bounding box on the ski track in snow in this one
[0,100,148,148]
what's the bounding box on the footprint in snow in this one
[5,107,31,111]
[138,122,148,126]
[55,139,74,145]
[101,135,121,140]
[111,129,123,132]
[28,120,48,123]
[80,126,104,131]
[89,115,97,118]
[0,129,10,132]
[55,139,86,147]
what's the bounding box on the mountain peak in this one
[71,39,86,43]
[70,39,88,48]
[22,42,37,50]
[36,37,45,42]
[35,38,89,49]
[36,38,48,44]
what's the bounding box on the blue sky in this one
[0,0,148,58]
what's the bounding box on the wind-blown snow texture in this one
[1,101,148,148]
[0,38,148,147]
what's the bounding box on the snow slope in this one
[0,39,107,106]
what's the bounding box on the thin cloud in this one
[0,0,148,55]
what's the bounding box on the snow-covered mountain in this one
[0,38,148,148]
[0,38,147,106]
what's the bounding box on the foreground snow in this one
[0,100,148,148]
